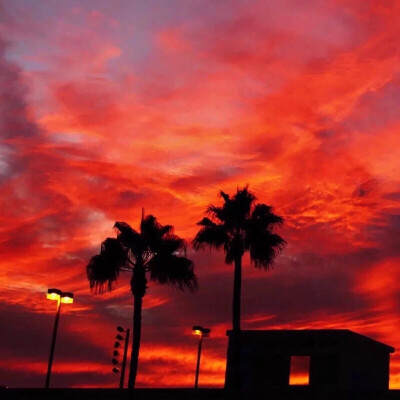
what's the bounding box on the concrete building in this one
[225,330,394,393]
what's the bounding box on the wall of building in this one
[225,330,393,393]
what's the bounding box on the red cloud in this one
[1,0,400,389]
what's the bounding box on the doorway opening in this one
[289,356,310,385]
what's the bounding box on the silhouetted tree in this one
[193,187,286,330]
[193,187,285,393]
[87,213,196,390]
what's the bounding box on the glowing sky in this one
[1,0,400,389]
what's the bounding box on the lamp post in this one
[45,288,74,389]
[111,326,130,388]
[192,326,211,389]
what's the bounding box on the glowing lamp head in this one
[60,292,74,304]
[192,325,204,336]
[47,288,61,301]
[192,326,211,337]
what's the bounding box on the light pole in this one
[192,326,210,389]
[111,326,130,388]
[45,288,74,389]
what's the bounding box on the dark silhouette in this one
[112,326,130,388]
[87,212,197,390]
[225,330,394,393]
[193,187,286,393]
[193,187,286,332]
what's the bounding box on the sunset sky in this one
[1,0,400,389]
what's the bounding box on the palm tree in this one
[193,186,286,331]
[87,212,197,389]
[193,187,285,393]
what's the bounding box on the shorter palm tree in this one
[87,213,197,389]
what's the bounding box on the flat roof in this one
[226,329,395,353]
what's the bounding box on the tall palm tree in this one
[193,187,286,332]
[87,213,196,389]
[193,187,285,392]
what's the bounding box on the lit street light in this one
[45,288,74,389]
[192,326,211,389]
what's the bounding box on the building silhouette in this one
[225,330,394,393]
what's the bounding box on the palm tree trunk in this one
[232,255,242,332]
[128,292,143,390]
[128,262,146,391]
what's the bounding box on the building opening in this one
[289,356,310,385]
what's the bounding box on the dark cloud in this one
[0,38,41,187]
[344,75,400,133]
[383,192,400,202]
[0,39,40,140]
[364,213,400,258]
[352,179,378,198]
[170,166,243,192]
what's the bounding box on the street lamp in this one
[111,326,130,389]
[192,325,211,389]
[45,288,74,389]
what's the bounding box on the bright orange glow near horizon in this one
[1,0,400,389]
[289,356,310,386]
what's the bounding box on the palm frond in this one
[140,214,164,249]
[249,232,286,270]
[192,225,229,251]
[197,217,217,227]
[224,247,236,265]
[224,234,245,265]
[157,236,187,255]
[206,204,225,222]
[141,215,180,255]
[250,204,284,228]
[114,221,142,251]
[140,215,161,235]
[86,238,127,293]
[148,255,197,291]
[208,187,256,226]
[137,214,196,291]
[219,190,230,202]
[229,186,256,220]
[161,224,174,236]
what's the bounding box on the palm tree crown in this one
[88,216,196,294]
[87,213,196,389]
